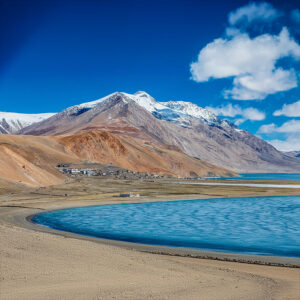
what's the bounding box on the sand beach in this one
[1,180,300,300]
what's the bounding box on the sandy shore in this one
[1,192,300,300]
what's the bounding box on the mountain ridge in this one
[0,112,56,134]
[18,91,300,173]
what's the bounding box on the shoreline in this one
[9,196,300,268]
[1,191,300,300]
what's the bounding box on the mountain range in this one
[1,91,299,187]
[19,91,300,173]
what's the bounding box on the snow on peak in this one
[121,92,231,128]
[163,101,219,123]
[134,91,152,97]
[122,92,166,112]
[0,112,56,134]
[69,92,122,111]
[67,91,233,128]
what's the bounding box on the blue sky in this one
[0,0,300,150]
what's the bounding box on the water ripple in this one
[32,196,300,257]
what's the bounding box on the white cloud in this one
[228,2,280,26]
[234,118,246,126]
[258,119,300,133]
[190,27,300,100]
[273,100,300,117]
[206,103,265,124]
[206,103,241,117]
[267,135,300,151]
[276,120,300,132]
[291,9,300,23]
[258,120,300,151]
[242,107,265,120]
[258,123,276,133]
[228,68,298,100]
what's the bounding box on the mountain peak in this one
[61,91,229,129]
[0,112,56,134]
[133,91,151,97]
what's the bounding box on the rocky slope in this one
[20,92,300,173]
[285,151,300,158]
[0,132,233,187]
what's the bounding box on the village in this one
[56,163,205,181]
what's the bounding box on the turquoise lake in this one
[222,173,300,180]
[32,196,300,257]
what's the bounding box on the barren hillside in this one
[0,132,235,187]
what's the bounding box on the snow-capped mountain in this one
[0,112,56,134]
[64,91,233,129]
[20,91,300,173]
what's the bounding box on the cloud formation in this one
[258,119,300,151]
[273,100,300,117]
[206,104,241,117]
[206,103,265,124]
[268,136,300,152]
[258,119,300,133]
[191,27,300,100]
[190,2,300,100]
[228,2,279,26]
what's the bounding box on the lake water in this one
[222,173,300,181]
[32,196,300,257]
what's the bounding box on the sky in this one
[0,0,300,151]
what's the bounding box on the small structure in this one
[119,193,140,198]
[57,163,70,168]
[70,168,80,174]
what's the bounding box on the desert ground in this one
[0,177,300,300]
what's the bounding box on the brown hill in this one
[0,132,235,187]
[0,134,79,187]
[58,131,233,177]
